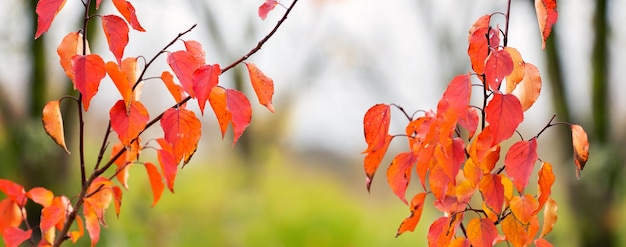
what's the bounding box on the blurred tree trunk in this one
[542,0,623,246]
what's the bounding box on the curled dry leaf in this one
[571,124,589,178]
[42,100,70,154]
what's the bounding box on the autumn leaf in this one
[0,179,27,207]
[467,15,498,75]
[504,47,525,93]
[110,141,141,189]
[161,108,201,164]
[57,32,84,81]
[258,0,279,20]
[571,124,589,178]
[112,186,123,217]
[459,107,479,139]
[512,63,542,111]
[484,49,514,91]
[161,71,186,103]
[69,215,85,243]
[467,218,499,247]
[510,194,538,224]
[427,217,456,247]
[363,104,391,154]
[501,215,528,247]
[184,40,206,65]
[102,15,129,64]
[72,54,106,111]
[504,138,538,193]
[437,74,471,117]
[40,202,64,234]
[35,0,67,39]
[42,100,70,154]
[536,162,555,214]
[1,227,31,247]
[534,238,554,247]
[144,162,165,207]
[479,174,505,214]
[157,139,178,192]
[462,158,482,187]
[245,63,275,113]
[26,187,54,208]
[386,152,416,204]
[209,86,230,138]
[485,93,523,145]
[540,198,558,238]
[226,89,253,145]
[111,0,145,31]
[365,134,392,192]
[429,164,452,202]
[167,50,201,97]
[0,199,23,234]
[83,177,113,247]
[535,0,558,50]
[449,238,470,247]
[110,100,149,146]
[192,64,220,115]
[396,192,427,237]
[106,61,133,106]
[83,201,101,247]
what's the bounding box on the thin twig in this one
[94,121,112,171]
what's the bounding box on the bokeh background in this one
[1,0,625,246]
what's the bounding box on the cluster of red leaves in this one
[363,2,589,247]
[2,0,278,246]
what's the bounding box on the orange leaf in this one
[536,162,555,214]
[102,15,129,64]
[69,215,85,243]
[57,32,83,81]
[534,238,554,247]
[184,40,206,65]
[512,63,542,111]
[83,201,100,247]
[258,0,278,20]
[0,199,23,233]
[429,164,452,202]
[110,100,149,146]
[226,89,252,145]
[192,64,220,115]
[364,134,392,192]
[510,194,538,224]
[110,141,141,189]
[35,0,67,38]
[449,238,470,247]
[363,104,391,154]
[466,218,499,247]
[0,179,27,207]
[2,227,31,247]
[485,93,523,146]
[112,186,123,217]
[435,138,466,180]
[161,71,186,103]
[479,174,505,214]
[209,87,230,138]
[27,187,54,207]
[571,124,589,178]
[535,0,558,50]
[539,198,557,238]
[504,138,538,193]
[245,63,275,113]
[157,139,179,192]
[504,47,525,93]
[427,217,456,247]
[167,51,201,97]
[106,61,133,106]
[469,127,500,173]
[459,107,479,140]
[161,108,201,164]
[386,152,416,204]
[526,215,540,246]
[468,15,491,35]
[484,49,514,91]
[40,204,64,233]
[85,177,113,220]
[396,192,427,237]
[501,215,528,247]
[111,0,145,32]
[72,54,106,111]
[144,162,165,207]
[42,100,70,154]
[437,74,471,117]
[462,158,483,187]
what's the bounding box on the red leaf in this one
[571,124,589,178]
[437,74,471,117]
[106,61,133,106]
[467,15,498,75]
[364,134,392,192]
[161,108,201,164]
[26,187,54,207]
[226,89,252,145]
[0,199,23,233]
[484,49,514,91]
[83,201,101,247]
[540,198,558,238]
[167,51,201,97]
[479,174,505,214]
[112,0,145,32]
[536,162,555,214]
[161,71,186,103]
[0,180,27,207]
[110,100,149,146]
[72,54,106,111]
[363,104,391,154]
[42,100,70,154]
[429,164,451,202]
[504,138,538,193]
[112,186,123,217]
[57,32,82,81]
[435,138,466,180]
[192,64,220,115]
[209,87,230,138]
[459,107,479,139]
[534,238,554,247]
[467,218,499,247]
[40,204,64,233]
[258,0,279,20]
[485,93,523,145]
[535,0,558,50]
[145,162,165,207]
[102,15,129,64]
[427,216,457,247]
[35,0,67,39]
[245,63,276,113]
[512,63,542,111]
[2,227,31,247]
[157,139,178,192]
[386,152,416,204]
[184,40,206,65]
[396,192,427,236]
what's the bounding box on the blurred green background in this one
[1,0,626,246]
